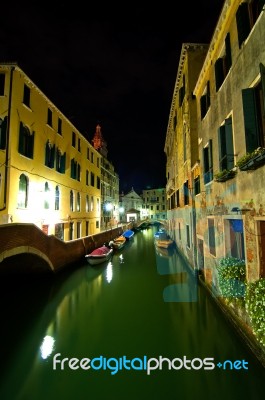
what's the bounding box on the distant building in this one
[141,188,167,221]
[91,124,119,229]
[119,188,143,222]
[0,63,101,240]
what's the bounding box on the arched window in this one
[77,192,81,212]
[44,182,50,209]
[18,174,28,208]
[70,190,74,211]
[55,186,60,210]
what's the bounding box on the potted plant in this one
[214,168,237,182]
[236,147,265,171]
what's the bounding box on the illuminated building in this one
[91,124,119,228]
[0,63,101,240]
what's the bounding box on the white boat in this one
[85,245,113,265]
[154,230,174,249]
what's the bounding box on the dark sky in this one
[1,1,224,194]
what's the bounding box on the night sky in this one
[1,1,224,194]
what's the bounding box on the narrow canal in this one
[0,226,264,400]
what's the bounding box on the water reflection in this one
[0,226,264,400]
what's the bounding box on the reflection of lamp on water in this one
[40,335,55,359]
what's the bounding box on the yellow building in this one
[0,63,101,240]
[91,124,120,229]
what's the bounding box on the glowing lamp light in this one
[105,203,113,212]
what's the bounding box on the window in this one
[86,195,89,212]
[200,81,211,119]
[72,132,76,147]
[71,159,80,180]
[45,141,55,168]
[77,192,81,212]
[47,108,52,127]
[86,221,89,236]
[208,218,216,256]
[183,124,187,162]
[203,140,213,184]
[69,222,74,240]
[179,75,185,106]
[194,175,201,195]
[86,170,89,185]
[225,219,245,260]
[183,181,189,205]
[77,222,81,239]
[97,176,100,189]
[215,33,232,91]
[55,149,66,173]
[87,147,90,160]
[78,138,81,152]
[218,117,235,171]
[58,118,62,135]
[242,63,265,152]
[90,172,95,186]
[236,0,265,48]
[55,186,60,210]
[173,114,177,130]
[0,73,5,96]
[44,182,50,209]
[0,117,7,149]
[186,225,190,248]
[176,190,180,207]
[23,84,31,107]
[17,174,28,208]
[90,196,94,211]
[70,190,74,211]
[91,152,94,163]
[18,122,34,158]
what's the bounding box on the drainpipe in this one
[0,65,14,212]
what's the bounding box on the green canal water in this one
[0,226,264,400]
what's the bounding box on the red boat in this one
[85,245,113,265]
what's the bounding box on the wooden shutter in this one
[242,88,259,153]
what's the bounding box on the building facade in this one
[119,188,143,222]
[165,0,265,356]
[192,0,265,286]
[91,124,119,229]
[141,187,167,221]
[165,43,209,267]
[0,64,101,240]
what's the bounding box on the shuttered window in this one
[218,117,235,171]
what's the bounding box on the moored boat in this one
[85,245,113,265]
[109,235,126,250]
[122,229,135,240]
[154,229,174,249]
